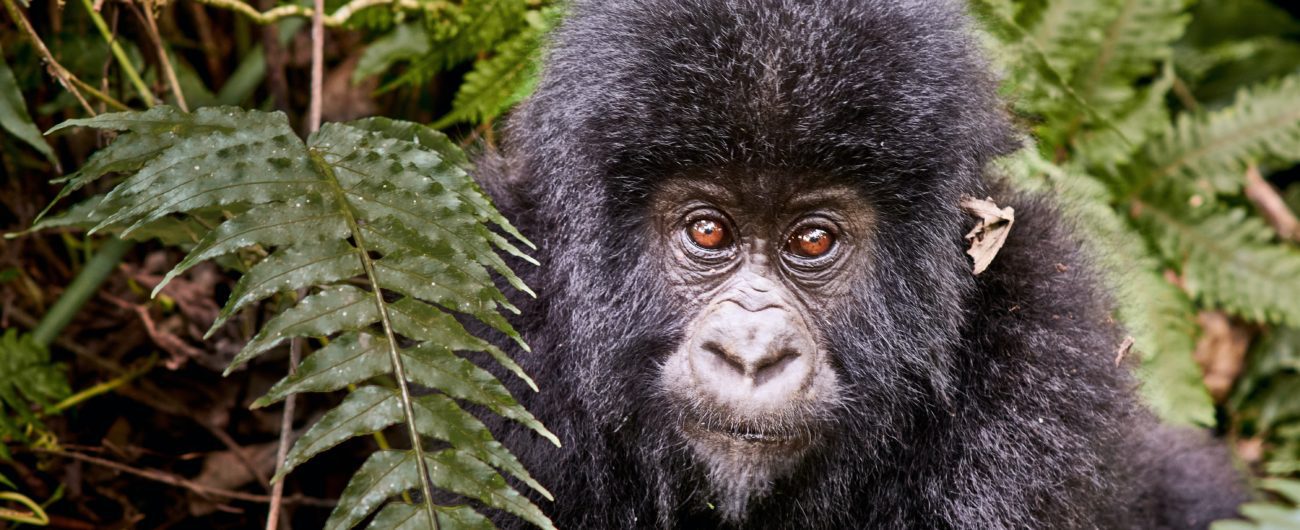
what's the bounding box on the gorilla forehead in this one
[529,0,1014,192]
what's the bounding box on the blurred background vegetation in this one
[0,0,1299,526]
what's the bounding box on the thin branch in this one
[38,449,335,508]
[69,76,131,111]
[265,291,304,530]
[77,0,156,106]
[1244,163,1300,242]
[306,0,323,133]
[2,0,97,116]
[187,0,446,27]
[268,3,325,526]
[138,0,189,111]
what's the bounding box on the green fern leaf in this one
[997,0,1118,118]
[377,0,531,92]
[995,149,1213,425]
[45,106,555,529]
[1069,0,1190,111]
[328,449,555,530]
[1132,74,1300,197]
[368,502,495,529]
[1074,61,1176,168]
[0,329,71,448]
[1140,205,1300,325]
[279,385,551,498]
[434,8,557,128]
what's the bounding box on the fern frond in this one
[377,0,531,91]
[0,329,71,457]
[46,106,556,529]
[994,0,1119,119]
[1068,0,1189,111]
[434,8,557,128]
[1129,74,1300,197]
[1016,0,1189,147]
[1073,62,1175,168]
[1022,0,1119,79]
[995,149,1213,424]
[1139,205,1300,326]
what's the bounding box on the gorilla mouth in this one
[686,420,813,451]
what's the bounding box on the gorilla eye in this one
[687,218,731,250]
[787,226,834,258]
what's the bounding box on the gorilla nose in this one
[689,303,816,410]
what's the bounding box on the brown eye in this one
[787,226,834,258]
[688,218,730,249]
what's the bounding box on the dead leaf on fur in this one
[961,196,1015,275]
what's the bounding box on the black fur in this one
[472,0,1249,527]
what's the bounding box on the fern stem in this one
[46,355,155,414]
[310,150,441,527]
[76,0,156,107]
[32,237,131,348]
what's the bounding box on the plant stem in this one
[140,0,189,111]
[187,0,444,27]
[32,237,132,348]
[77,0,157,107]
[2,0,96,117]
[306,0,323,132]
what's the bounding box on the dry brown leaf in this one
[1193,310,1253,402]
[960,196,1015,275]
[189,442,280,517]
[1244,163,1299,241]
[1114,336,1135,367]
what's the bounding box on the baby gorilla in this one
[472,0,1252,528]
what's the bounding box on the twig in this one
[77,0,157,106]
[138,0,189,111]
[187,0,444,27]
[306,0,323,133]
[268,3,325,525]
[2,0,96,116]
[37,449,335,508]
[1171,75,1199,113]
[265,292,305,530]
[1244,163,1299,241]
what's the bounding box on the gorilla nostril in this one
[753,349,802,386]
[701,341,746,375]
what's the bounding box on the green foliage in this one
[1211,479,1300,530]
[43,106,556,528]
[1231,328,1300,476]
[432,8,559,129]
[353,0,555,125]
[0,43,56,166]
[978,0,1300,442]
[0,329,70,460]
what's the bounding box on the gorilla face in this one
[648,172,876,515]
[497,0,1029,525]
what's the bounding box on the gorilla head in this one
[476,0,1248,528]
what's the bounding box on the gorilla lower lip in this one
[693,422,806,447]
[729,428,783,443]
